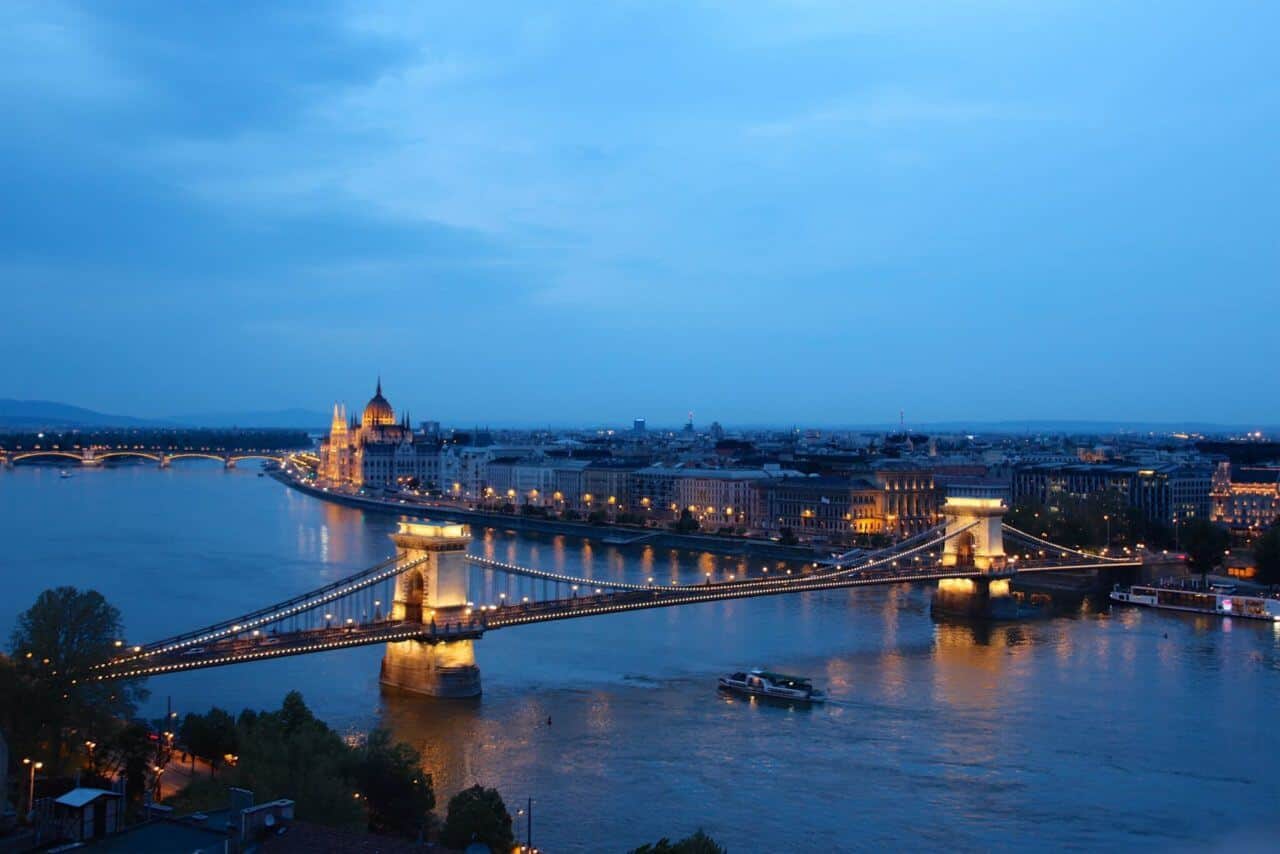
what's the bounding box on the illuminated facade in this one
[759,476,884,543]
[1211,462,1280,531]
[319,380,439,489]
[873,462,941,535]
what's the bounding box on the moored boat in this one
[1111,583,1280,622]
[718,669,826,702]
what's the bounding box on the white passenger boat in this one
[1111,583,1280,622]
[718,669,826,702]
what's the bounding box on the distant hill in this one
[164,408,330,429]
[0,399,330,430]
[0,399,166,429]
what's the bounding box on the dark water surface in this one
[3,464,1278,851]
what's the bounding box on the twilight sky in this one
[2,1,1277,427]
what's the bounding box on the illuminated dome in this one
[361,378,396,428]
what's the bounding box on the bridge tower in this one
[380,522,481,698]
[935,486,1016,619]
[940,486,1008,571]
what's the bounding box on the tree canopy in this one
[1252,525,1280,585]
[630,829,727,854]
[441,784,514,852]
[6,586,147,767]
[1181,518,1228,578]
[172,692,435,839]
[346,728,435,837]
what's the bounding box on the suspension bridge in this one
[84,489,1143,697]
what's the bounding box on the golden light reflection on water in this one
[929,620,1036,711]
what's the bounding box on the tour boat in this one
[60,469,72,478]
[1111,583,1280,622]
[718,669,826,702]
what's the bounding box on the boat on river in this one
[718,669,826,702]
[1111,583,1280,622]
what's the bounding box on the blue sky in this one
[1,1,1276,427]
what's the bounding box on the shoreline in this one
[272,470,822,562]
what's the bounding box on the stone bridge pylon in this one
[935,486,1016,619]
[379,522,482,698]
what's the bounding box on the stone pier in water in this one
[379,522,482,698]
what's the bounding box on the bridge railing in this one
[97,552,430,668]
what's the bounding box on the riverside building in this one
[319,379,440,489]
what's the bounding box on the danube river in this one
[3,464,1278,850]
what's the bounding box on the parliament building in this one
[319,379,439,489]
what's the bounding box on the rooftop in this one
[55,788,122,808]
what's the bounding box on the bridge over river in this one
[76,488,1146,697]
[1,446,287,468]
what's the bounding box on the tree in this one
[166,693,436,839]
[96,720,166,806]
[230,692,362,828]
[674,508,700,534]
[630,829,726,854]
[8,587,148,767]
[1253,525,1280,586]
[180,707,238,774]
[441,784,514,852]
[346,729,435,837]
[1181,518,1228,584]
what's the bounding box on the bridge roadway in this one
[90,553,1139,681]
[93,619,486,681]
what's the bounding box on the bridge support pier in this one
[933,486,1020,620]
[380,522,481,698]
[932,577,1020,620]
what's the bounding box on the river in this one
[2,463,1277,851]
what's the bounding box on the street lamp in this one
[517,797,533,853]
[22,758,43,818]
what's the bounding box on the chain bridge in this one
[83,490,1142,697]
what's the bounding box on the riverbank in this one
[272,471,821,562]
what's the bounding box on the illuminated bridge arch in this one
[165,453,230,464]
[9,450,85,464]
[227,454,283,464]
[95,450,164,463]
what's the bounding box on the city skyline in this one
[3,2,1278,424]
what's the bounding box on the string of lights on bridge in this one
[92,622,484,681]
[999,524,1136,563]
[89,519,1148,681]
[95,553,434,668]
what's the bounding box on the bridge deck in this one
[90,537,1140,681]
[94,620,485,681]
